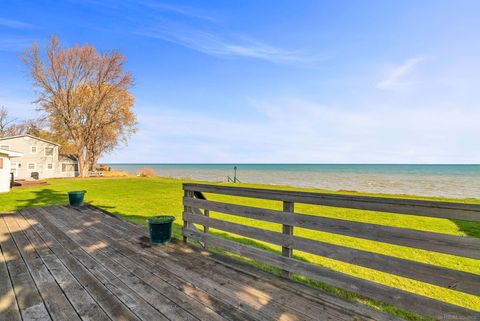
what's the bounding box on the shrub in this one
[103,170,131,177]
[97,164,111,171]
[138,167,157,177]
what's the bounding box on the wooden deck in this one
[0,205,397,321]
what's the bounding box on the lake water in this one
[108,164,480,199]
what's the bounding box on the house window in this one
[47,163,53,170]
[1,145,9,150]
[31,146,37,153]
[28,163,36,170]
[45,147,54,156]
[62,163,78,172]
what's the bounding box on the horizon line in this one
[104,163,480,166]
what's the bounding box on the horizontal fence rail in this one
[185,183,480,221]
[182,183,480,320]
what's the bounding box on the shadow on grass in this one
[15,189,67,210]
[86,203,185,239]
[451,219,480,238]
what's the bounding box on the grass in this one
[1,176,478,320]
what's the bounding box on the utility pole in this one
[234,166,237,183]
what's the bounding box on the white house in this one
[0,148,23,193]
[0,134,79,180]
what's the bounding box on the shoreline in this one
[107,163,480,200]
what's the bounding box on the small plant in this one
[148,216,175,223]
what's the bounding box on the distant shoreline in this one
[107,163,480,165]
[108,163,480,199]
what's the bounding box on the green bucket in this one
[67,191,86,207]
[147,216,175,244]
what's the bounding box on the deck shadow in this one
[15,188,67,210]
[451,219,480,238]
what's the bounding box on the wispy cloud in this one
[68,0,219,22]
[376,56,427,90]
[0,17,34,29]
[66,0,312,64]
[139,23,309,64]
[139,2,219,22]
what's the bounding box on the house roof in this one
[59,155,78,162]
[0,134,60,146]
[0,148,23,158]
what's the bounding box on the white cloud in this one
[139,2,219,22]
[67,0,312,64]
[138,23,308,64]
[376,56,427,90]
[103,99,480,164]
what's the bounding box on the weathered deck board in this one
[0,216,22,321]
[28,208,167,321]
[50,207,272,321]
[0,205,402,321]
[20,209,143,321]
[58,206,342,321]
[14,211,112,321]
[40,207,217,321]
[0,214,52,321]
[3,214,81,321]
[75,205,400,321]
[53,205,325,321]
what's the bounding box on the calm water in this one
[108,164,480,199]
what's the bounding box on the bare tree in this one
[21,36,137,177]
[0,106,32,137]
[0,106,16,137]
[0,107,72,154]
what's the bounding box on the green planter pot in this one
[68,191,86,207]
[148,216,175,244]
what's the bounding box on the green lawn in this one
[1,176,479,320]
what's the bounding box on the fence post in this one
[281,201,294,278]
[183,189,194,243]
[204,209,209,250]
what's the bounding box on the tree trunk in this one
[88,155,99,171]
[78,156,89,178]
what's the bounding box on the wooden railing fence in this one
[182,183,480,320]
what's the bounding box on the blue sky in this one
[1,0,479,163]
